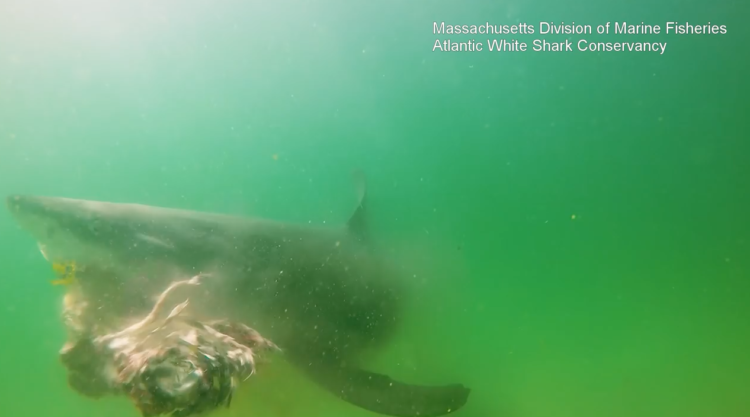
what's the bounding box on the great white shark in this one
[5,171,470,417]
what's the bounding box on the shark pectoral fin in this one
[347,169,369,243]
[303,362,470,417]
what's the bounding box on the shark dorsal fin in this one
[347,170,368,242]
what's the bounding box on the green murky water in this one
[1,1,747,416]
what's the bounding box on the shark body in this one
[5,172,470,417]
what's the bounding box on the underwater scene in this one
[0,1,747,417]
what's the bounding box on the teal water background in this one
[1,1,748,416]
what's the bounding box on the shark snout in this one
[5,195,70,228]
[5,194,82,244]
[5,195,46,235]
[6,194,44,215]
[6,194,27,214]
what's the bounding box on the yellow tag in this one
[51,261,77,286]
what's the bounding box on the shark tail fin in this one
[300,361,471,417]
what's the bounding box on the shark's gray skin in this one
[5,172,470,417]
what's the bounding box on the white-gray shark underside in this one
[5,172,470,417]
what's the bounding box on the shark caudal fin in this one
[295,359,470,417]
[329,170,471,415]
